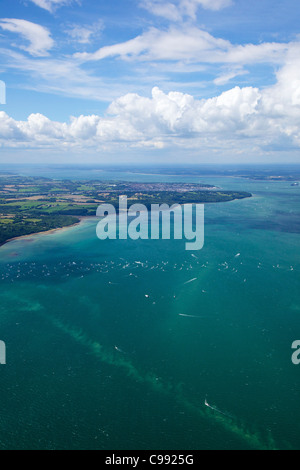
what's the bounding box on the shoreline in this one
[0,216,94,249]
[0,193,252,249]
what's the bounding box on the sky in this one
[0,0,300,164]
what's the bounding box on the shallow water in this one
[0,172,299,449]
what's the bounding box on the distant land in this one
[1,164,300,181]
[107,166,300,181]
[0,174,251,247]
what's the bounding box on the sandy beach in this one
[0,216,95,249]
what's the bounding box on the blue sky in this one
[0,0,300,164]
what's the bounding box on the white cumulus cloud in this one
[65,21,103,45]
[140,0,233,21]
[181,0,233,17]
[75,26,289,67]
[140,1,183,21]
[0,19,54,56]
[29,0,76,13]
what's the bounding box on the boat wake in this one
[205,399,232,419]
[183,278,197,285]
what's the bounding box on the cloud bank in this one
[1,51,300,156]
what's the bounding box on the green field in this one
[0,174,252,246]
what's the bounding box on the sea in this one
[0,165,299,450]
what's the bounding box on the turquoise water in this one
[0,172,300,450]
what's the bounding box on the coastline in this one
[0,193,252,249]
[0,216,94,249]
